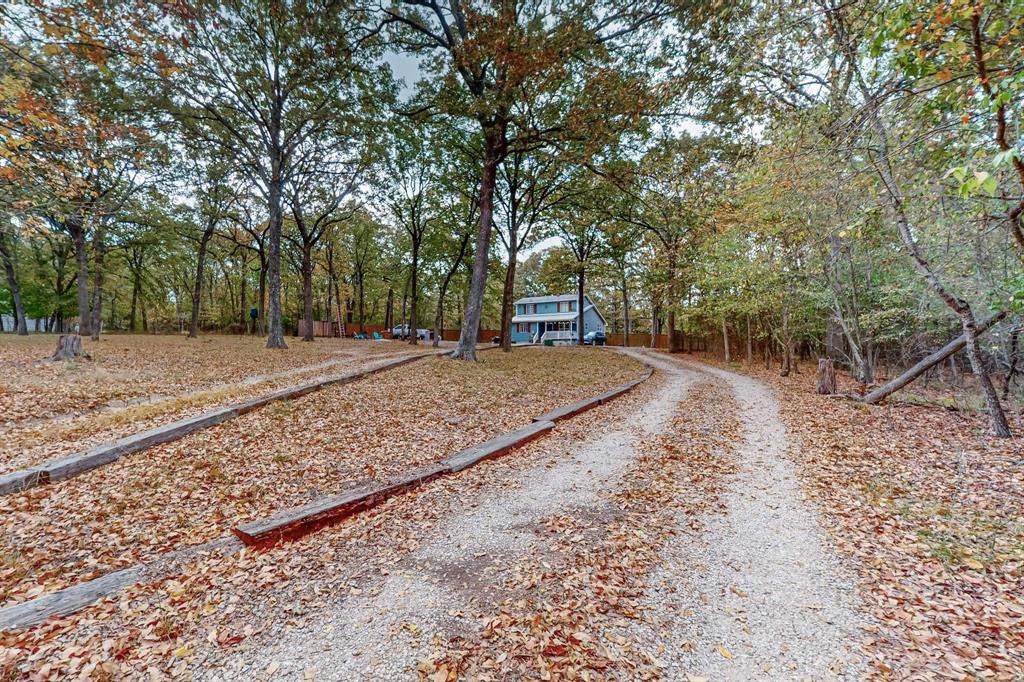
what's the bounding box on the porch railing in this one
[540,330,576,344]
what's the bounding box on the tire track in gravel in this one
[633,355,867,680]
[215,350,705,681]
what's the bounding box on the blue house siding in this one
[510,294,606,343]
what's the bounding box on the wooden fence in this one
[606,333,708,351]
[295,321,707,350]
[296,321,500,342]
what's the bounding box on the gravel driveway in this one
[209,351,865,681]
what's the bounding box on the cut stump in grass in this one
[816,358,837,395]
[51,334,89,361]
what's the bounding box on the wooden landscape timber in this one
[0,350,652,631]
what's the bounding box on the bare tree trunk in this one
[189,223,215,339]
[722,315,730,363]
[89,229,104,342]
[745,315,753,365]
[239,265,247,334]
[576,268,586,345]
[129,264,142,332]
[500,241,517,352]
[301,243,314,342]
[1003,323,1021,400]
[816,358,837,394]
[650,300,659,348]
[409,242,419,345]
[453,127,504,361]
[862,311,1008,404]
[257,260,267,337]
[67,215,91,337]
[266,169,287,349]
[52,334,89,360]
[0,227,28,335]
[621,279,630,348]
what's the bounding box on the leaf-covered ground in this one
[0,351,689,681]
[0,334,406,430]
[0,341,435,473]
[0,346,642,607]
[704,358,1024,679]
[417,378,739,681]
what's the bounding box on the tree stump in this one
[52,334,89,361]
[816,358,836,395]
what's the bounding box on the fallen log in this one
[861,310,1009,404]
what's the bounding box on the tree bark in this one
[129,266,141,332]
[722,315,730,363]
[745,315,753,365]
[576,268,586,345]
[52,333,89,360]
[409,240,419,345]
[0,227,28,335]
[650,300,659,348]
[621,278,630,348]
[266,164,287,348]
[89,227,105,342]
[66,214,90,337]
[257,259,267,337]
[301,243,314,342]
[453,125,505,360]
[500,240,517,352]
[189,222,215,338]
[816,358,837,395]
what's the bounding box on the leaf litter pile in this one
[1,349,647,681]
[0,347,642,607]
[417,378,739,681]
[711,360,1023,679]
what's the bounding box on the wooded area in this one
[1,2,1023,679]
[1,0,1022,434]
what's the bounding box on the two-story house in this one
[510,294,607,344]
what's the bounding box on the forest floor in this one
[0,343,1021,680]
[0,334,443,474]
[0,343,641,605]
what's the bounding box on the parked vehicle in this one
[391,325,432,341]
[583,330,607,346]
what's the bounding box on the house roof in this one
[513,294,582,305]
[511,312,580,323]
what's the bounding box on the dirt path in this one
[635,356,866,680]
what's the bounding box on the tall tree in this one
[495,149,572,351]
[384,0,680,359]
[150,0,388,349]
